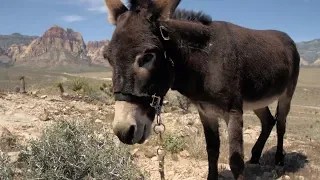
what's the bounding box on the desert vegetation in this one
[0,67,320,180]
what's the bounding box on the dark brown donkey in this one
[103,0,300,179]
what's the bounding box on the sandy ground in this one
[1,92,320,180]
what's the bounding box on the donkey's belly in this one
[243,95,280,111]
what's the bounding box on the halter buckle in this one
[150,94,161,108]
[160,26,170,41]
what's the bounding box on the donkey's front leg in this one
[227,109,245,180]
[198,110,220,180]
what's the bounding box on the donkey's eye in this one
[138,53,155,68]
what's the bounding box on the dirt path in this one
[292,104,320,110]
[61,72,112,81]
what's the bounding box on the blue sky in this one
[0,0,318,42]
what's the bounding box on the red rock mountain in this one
[15,25,91,67]
[86,40,109,66]
[6,44,26,60]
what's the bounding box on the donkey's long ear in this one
[153,0,181,21]
[104,0,128,25]
[129,0,151,10]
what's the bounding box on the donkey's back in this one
[208,21,300,110]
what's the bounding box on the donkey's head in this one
[104,0,180,144]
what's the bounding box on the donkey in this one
[103,0,300,179]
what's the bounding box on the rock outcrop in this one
[300,58,309,66]
[0,47,5,55]
[0,33,38,51]
[86,40,109,67]
[296,38,320,65]
[312,58,320,66]
[6,44,26,60]
[0,47,14,67]
[15,25,91,68]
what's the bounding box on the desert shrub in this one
[164,134,186,154]
[0,127,18,152]
[19,119,143,180]
[177,95,192,113]
[0,151,14,180]
[100,82,113,97]
[81,83,95,95]
[56,82,64,94]
[14,86,20,93]
[70,77,88,92]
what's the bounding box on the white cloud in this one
[62,0,109,13]
[88,6,106,13]
[62,15,86,22]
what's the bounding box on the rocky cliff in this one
[15,26,91,67]
[313,58,320,66]
[0,47,13,67]
[300,58,309,66]
[6,44,26,60]
[0,33,38,50]
[296,39,320,65]
[0,33,37,67]
[86,40,109,66]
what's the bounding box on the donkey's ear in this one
[129,0,150,10]
[104,0,128,25]
[152,0,181,21]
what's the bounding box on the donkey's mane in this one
[171,9,212,25]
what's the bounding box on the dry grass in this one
[184,131,207,160]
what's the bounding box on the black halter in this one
[114,92,155,105]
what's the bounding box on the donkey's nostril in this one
[128,125,135,137]
[125,125,136,143]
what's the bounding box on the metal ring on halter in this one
[153,123,166,134]
[157,146,165,156]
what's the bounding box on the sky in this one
[0,0,319,43]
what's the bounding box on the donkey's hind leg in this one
[274,91,294,166]
[274,64,299,165]
[249,107,277,164]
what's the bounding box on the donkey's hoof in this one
[275,154,285,166]
[275,152,285,166]
[275,160,284,166]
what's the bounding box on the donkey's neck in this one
[160,20,212,57]
[160,20,212,97]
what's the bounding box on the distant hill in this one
[296,39,320,66]
[86,40,109,67]
[0,33,38,50]
[0,26,110,68]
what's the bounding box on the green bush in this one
[0,151,14,180]
[164,134,186,154]
[70,77,88,92]
[19,120,143,180]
